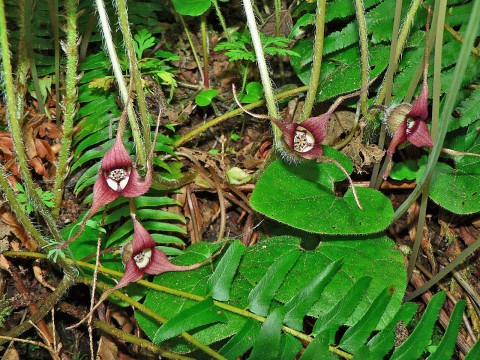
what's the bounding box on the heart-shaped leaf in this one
[250,147,393,235]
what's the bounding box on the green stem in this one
[179,15,204,84]
[211,0,231,41]
[242,0,279,120]
[174,86,309,147]
[354,0,369,119]
[406,182,429,281]
[95,0,146,166]
[374,0,423,108]
[77,277,226,360]
[115,0,151,155]
[300,0,326,121]
[201,14,210,88]
[0,0,64,246]
[52,0,79,217]
[392,0,480,222]
[274,0,281,37]
[0,276,74,346]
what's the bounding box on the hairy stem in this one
[354,0,370,119]
[179,14,204,84]
[211,0,231,41]
[201,14,210,88]
[115,0,152,156]
[300,0,326,121]
[242,0,279,121]
[0,0,64,245]
[52,0,79,216]
[374,0,423,108]
[95,0,146,166]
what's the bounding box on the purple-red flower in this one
[114,216,205,290]
[60,135,152,248]
[272,114,328,160]
[90,135,152,216]
[384,79,433,177]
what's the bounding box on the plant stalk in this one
[300,0,326,121]
[0,0,64,245]
[52,0,79,216]
[115,0,151,155]
[95,0,146,166]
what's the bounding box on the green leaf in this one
[248,251,300,316]
[426,300,466,360]
[152,298,227,343]
[422,140,480,214]
[465,337,480,360]
[208,241,245,301]
[368,302,418,357]
[250,148,394,235]
[390,160,419,181]
[300,332,336,360]
[278,333,303,360]
[448,88,480,132]
[195,89,219,106]
[391,292,446,360]
[339,287,394,353]
[283,259,344,330]
[312,276,372,336]
[239,82,263,103]
[172,0,211,16]
[248,307,285,360]
[219,319,260,360]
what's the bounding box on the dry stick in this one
[88,209,108,360]
[210,170,227,243]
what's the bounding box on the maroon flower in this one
[383,15,433,179]
[114,216,205,290]
[59,135,151,248]
[384,79,433,179]
[272,91,363,160]
[272,116,327,160]
[90,134,152,215]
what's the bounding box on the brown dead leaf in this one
[35,139,56,162]
[0,254,11,272]
[38,120,61,139]
[97,335,119,360]
[1,212,38,251]
[341,137,385,173]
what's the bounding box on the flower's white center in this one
[406,119,415,135]
[106,168,130,191]
[293,126,315,153]
[133,248,152,269]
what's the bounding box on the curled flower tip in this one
[58,136,152,249]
